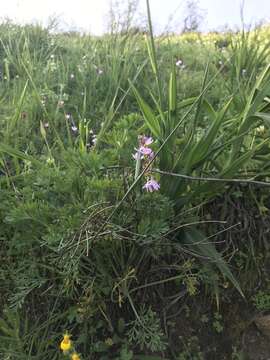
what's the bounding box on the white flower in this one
[46,157,55,165]
[256,125,265,135]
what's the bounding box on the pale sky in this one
[1,0,270,34]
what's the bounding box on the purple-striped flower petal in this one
[139,146,153,156]
[143,179,160,192]
[141,136,153,146]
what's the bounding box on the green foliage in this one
[127,306,167,352]
[130,4,270,301]
[0,12,269,360]
[0,307,58,359]
[177,336,203,360]
[212,312,224,333]
[252,290,270,311]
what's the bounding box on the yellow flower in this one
[71,352,81,360]
[60,333,72,351]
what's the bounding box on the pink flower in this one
[133,146,154,160]
[140,136,153,146]
[143,178,160,192]
[139,146,153,156]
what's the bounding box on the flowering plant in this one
[133,135,160,192]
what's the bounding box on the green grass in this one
[0,18,270,359]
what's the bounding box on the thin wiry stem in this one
[152,169,270,187]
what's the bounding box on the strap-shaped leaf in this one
[185,98,232,171]
[183,227,244,298]
[131,84,161,138]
